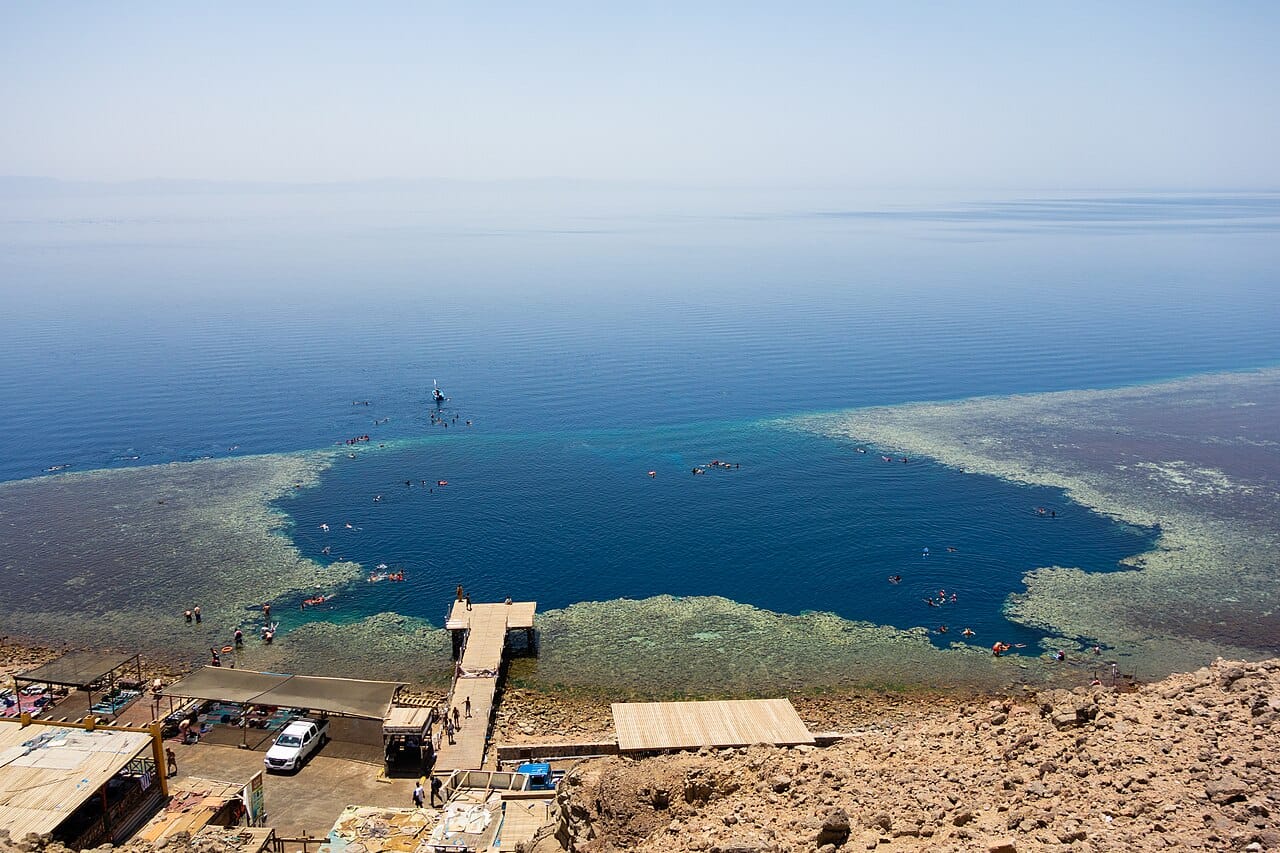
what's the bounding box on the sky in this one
[1,2,1278,189]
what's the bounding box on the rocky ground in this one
[0,640,56,682]
[0,828,262,853]
[6,640,1279,852]
[529,658,1280,853]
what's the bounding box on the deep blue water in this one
[2,186,1278,648]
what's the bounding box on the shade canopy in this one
[161,668,290,705]
[16,651,139,689]
[163,667,402,720]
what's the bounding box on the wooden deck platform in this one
[433,601,536,773]
[612,698,814,752]
[446,600,536,632]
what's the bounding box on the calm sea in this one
[2,184,1277,648]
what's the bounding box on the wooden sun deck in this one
[612,698,814,752]
[433,601,536,773]
[446,600,536,632]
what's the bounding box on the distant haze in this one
[2,2,1278,189]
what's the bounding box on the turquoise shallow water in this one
[1,187,1277,654]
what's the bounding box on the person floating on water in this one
[888,575,902,584]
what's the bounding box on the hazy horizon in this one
[3,2,1278,190]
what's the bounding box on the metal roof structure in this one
[133,777,245,843]
[0,722,155,838]
[163,667,403,720]
[383,705,432,734]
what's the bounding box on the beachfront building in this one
[0,716,167,848]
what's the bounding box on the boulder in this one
[813,808,851,847]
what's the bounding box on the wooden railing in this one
[271,836,326,853]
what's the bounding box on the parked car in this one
[264,717,329,772]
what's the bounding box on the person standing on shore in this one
[430,774,443,806]
[166,747,177,777]
[412,781,425,808]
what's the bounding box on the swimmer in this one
[961,628,975,637]
[373,495,382,502]
[1054,650,1066,662]
[321,546,331,555]
[888,575,902,584]
[320,523,329,532]
[937,625,948,634]
[345,523,353,529]
[946,546,958,553]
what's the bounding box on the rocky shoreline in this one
[7,638,1278,852]
[533,658,1280,852]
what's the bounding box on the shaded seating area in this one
[160,667,406,759]
[162,667,404,720]
[12,650,145,721]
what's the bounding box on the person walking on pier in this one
[452,706,461,729]
[412,781,425,808]
[464,696,471,718]
[165,747,177,778]
[430,775,443,806]
[445,718,455,744]
[464,594,472,611]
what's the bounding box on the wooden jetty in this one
[612,698,814,752]
[433,600,536,773]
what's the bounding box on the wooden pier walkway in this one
[433,600,536,773]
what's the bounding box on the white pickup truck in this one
[263,717,329,772]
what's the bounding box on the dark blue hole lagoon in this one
[275,417,1156,657]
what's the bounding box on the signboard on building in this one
[241,770,266,826]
